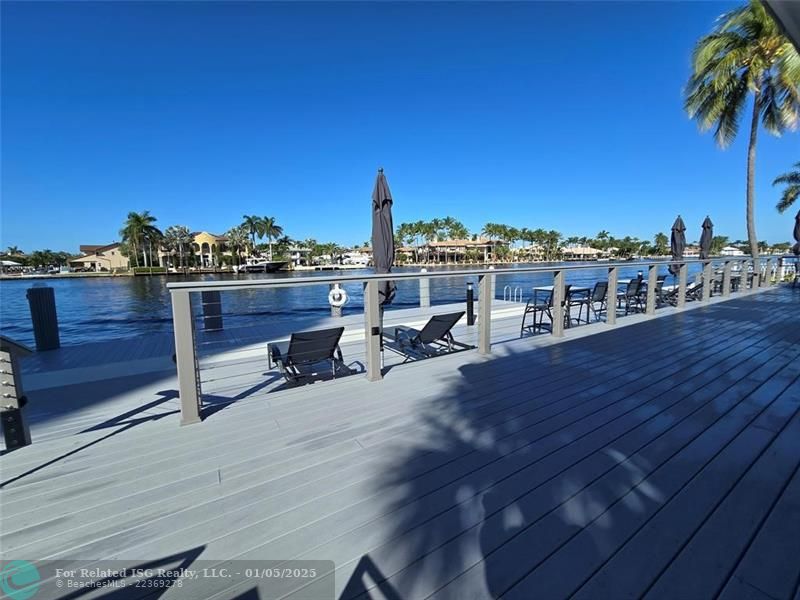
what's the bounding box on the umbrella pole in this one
[379,306,385,368]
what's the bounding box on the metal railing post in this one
[750,258,760,289]
[722,260,732,297]
[363,280,382,381]
[702,260,712,301]
[419,268,430,308]
[552,270,565,337]
[645,264,657,315]
[761,258,771,287]
[677,263,688,308]
[478,273,492,354]
[171,290,201,425]
[606,266,618,326]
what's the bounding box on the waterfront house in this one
[426,238,508,263]
[287,246,312,266]
[395,246,417,263]
[561,245,604,261]
[189,231,228,267]
[68,242,129,272]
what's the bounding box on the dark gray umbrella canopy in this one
[371,168,396,305]
[699,216,714,259]
[793,210,800,256]
[669,216,687,276]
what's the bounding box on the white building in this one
[720,246,745,256]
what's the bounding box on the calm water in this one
[0,262,696,347]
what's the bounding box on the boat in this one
[233,257,287,273]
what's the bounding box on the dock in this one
[1,279,798,599]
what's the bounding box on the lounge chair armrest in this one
[268,341,290,369]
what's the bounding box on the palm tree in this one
[120,211,161,268]
[241,215,264,249]
[161,227,179,268]
[595,230,610,250]
[711,235,730,253]
[5,246,21,256]
[774,161,800,213]
[653,232,669,255]
[163,225,192,269]
[225,226,249,267]
[685,0,800,259]
[143,228,163,267]
[261,217,283,261]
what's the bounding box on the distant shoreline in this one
[3,254,789,281]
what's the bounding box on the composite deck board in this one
[0,310,740,496]
[115,316,792,596]
[717,462,800,600]
[641,378,800,599]
[326,335,800,600]
[500,361,800,600]
[1,307,741,495]
[0,287,797,600]
[3,314,761,556]
[569,366,800,600]
[12,318,752,564]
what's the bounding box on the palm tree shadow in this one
[349,330,671,599]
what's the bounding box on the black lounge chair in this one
[268,327,346,384]
[521,284,573,336]
[387,311,469,361]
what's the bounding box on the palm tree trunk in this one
[268,238,273,261]
[746,95,759,260]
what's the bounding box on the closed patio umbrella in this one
[699,216,714,260]
[668,216,686,276]
[371,168,396,305]
[371,168,396,368]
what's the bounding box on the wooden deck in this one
[1,286,799,599]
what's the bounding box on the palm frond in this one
[773,168,800,186]
[776,184,800,213]
[713,74,749,147]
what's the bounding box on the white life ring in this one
[328,285,348,307]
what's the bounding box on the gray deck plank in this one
[717,464,800,600]
[504,365,800,600]
[568,368,800,599]
[329,337,800,600]
[642,376,800,599]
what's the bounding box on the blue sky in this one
[1,1,798,252]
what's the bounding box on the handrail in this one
[168,254,774,426]
[166,258,732,293]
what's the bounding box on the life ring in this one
[328,285,348,307]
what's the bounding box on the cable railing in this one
[167,256,783,426]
